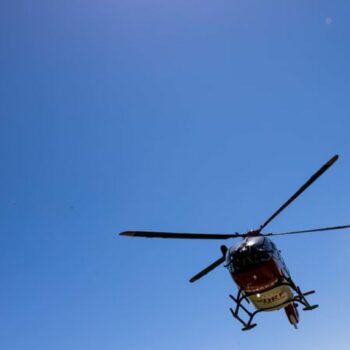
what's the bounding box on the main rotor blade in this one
[120,231,242,239]
[189,256,226,283]
[263,224,350,237]
[259,154,339,231]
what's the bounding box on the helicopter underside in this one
[231,255,294,311]
[249,283,294,311]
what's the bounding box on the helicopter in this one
[120,154,350,330]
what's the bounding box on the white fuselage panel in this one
[249,285,294,311]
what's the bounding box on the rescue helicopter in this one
[120,155,350,330]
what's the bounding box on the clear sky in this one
[1,1,350,349]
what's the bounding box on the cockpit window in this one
[226,238,272,273]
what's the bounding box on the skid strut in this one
[229,291,257,331]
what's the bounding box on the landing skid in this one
[229,279,319,331]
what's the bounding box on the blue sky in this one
[1,1,350,349]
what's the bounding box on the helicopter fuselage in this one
[225,236,298,320]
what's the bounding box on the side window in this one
[270,241,280,257]
[263,239,272,251]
